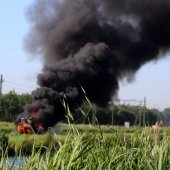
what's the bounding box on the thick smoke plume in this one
[22,0,170,128]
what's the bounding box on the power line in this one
[5,80,36,89]
[4,83,31,91]
[110,97,147,126]
[110,98,146,106]
[4,83,35,91]
[2,78,38,94]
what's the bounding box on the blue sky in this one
[0,1,170,110]
[0,1,42,93]
[119,56,170,110]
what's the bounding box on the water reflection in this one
[4,156,29,170]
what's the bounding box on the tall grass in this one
[1,127,170,169]
[1,98,170,169]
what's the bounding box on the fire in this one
[16,119,32,134]
[16,108,45,134]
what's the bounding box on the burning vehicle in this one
[15,107,45,134]
[15,92,66,134]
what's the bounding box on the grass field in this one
[1,121,170,169]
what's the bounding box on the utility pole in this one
[0,74,4,114]
[144,97,146,107]
[111,105,114,126]
[0,74,3,96]
[143,97,146,125]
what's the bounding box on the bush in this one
[0,132,8,151]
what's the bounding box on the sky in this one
[0,1,170,111]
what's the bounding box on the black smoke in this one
[22,0,170,128]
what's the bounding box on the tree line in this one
[0,91,32,122]
[73,102,170,126]
[0,91,170,126]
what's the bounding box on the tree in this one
[163,108,170,114]
[0,91,32,122]
[17,93,32,113]
[0,91,20,121]
[163,108,170,126]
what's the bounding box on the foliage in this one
[1,121,170,158]
[0,132,8,151]
[0,90,167,126]
[163,108,170,114]
[1,124,170,169]
[74,102,162,126]
[0,91,32,122]
[162,108,170,126]
[17,93,32,112]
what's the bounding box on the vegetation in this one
[0,122,170,155]
[0,122,170,169]
[73,103,169,126]
[1,91,170,126]
[0,91,32,122]
[1,92,170,169]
